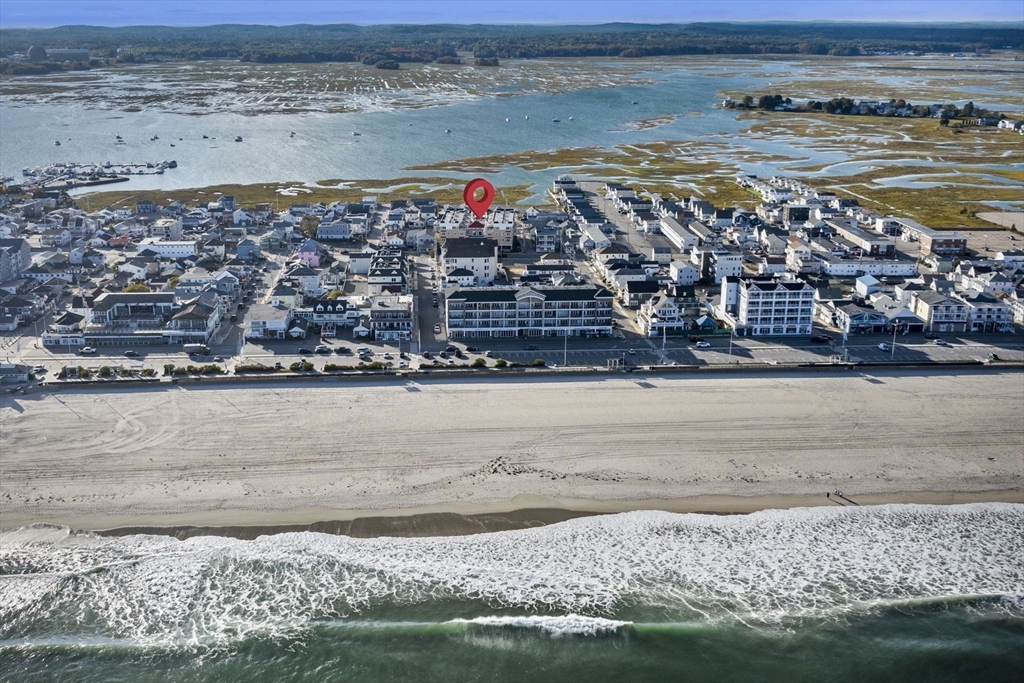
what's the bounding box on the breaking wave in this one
[1,504,1022,649]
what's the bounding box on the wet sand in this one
[2,368,1022,534]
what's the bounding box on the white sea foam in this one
[449,615,630,637]
[1,504,1022,648]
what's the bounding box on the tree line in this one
[1,22,1020,67]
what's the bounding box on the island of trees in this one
[723,95,1005,123]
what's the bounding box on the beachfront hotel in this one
[444,286,614,338]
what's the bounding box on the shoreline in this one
[7,490,1022,539]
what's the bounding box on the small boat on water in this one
[170,143,175,147]
[524,115,529,120]
[54,140,61,146]
[290,131,295,137]
[235,136,243,142]
[631,101,639,105]
[352,131,361,136]
[552,119,561,123]
[151,135,160,141]
[202,135,208,139]
[568,116,574,121]
[445,129,451,133]
[505,117,510,122]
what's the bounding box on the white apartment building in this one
[138,238,198,259]
[719,277,815,336]
[441,238,498,285]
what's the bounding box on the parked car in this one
[465,346,480,353]
[356,347,372,355]
[933,339,948,346]
[213,356,225,362]
[229,315,238,322]
[274,362,283,369]
[32,364,46,374]
[627,348,636,355]
[383,353,393,360]
[445,345,457,353]
[79,346,97,355]
[877,343,890,351]
[315,345,331,354]
[335,347,351,354]
[810,334,832,344]
[433,324,441,333]
[688,336,705,343]
[485,350,493,357]
[298,348,313,355]
[123,350,139,357]
[448,358,455,365]
[440,351,448,359]
[924,332,938,339]
[695,341,711,349]
[525,344,540,351]
[422,351,431,359]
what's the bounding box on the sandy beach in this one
[2,367,1022,533]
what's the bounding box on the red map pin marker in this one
[463,178,495,218]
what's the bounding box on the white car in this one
[433,324,441,333]
[695,341,711,349]
[877,343,890,351]
[32,364,46,374]
[79,346,97,355]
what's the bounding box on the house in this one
[579,225,611,252]
[245,303,291,340]
[268,283,302,308]
[316,220,352,241]
[164,294,223,344]
[441,238,498,285]
[0,363,31,385]
[830,303,889,335]
[295,297,360,335]
[855,274,881,297]
[40,227,71,248]
[650,246,672,265]
[670,260,700,285]
[232,209,254,227]
[369,295,414,341]
[756,256,787,276]
[288,317,311,339]
[293,238,323,268]
[445,286,614,338]
[636,291,693,337]
[446,268,476,287]
[622,278,662,308]
[235,238,261,261]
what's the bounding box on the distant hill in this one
[1,22,1021,64]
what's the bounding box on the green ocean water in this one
[2,505,1023,682]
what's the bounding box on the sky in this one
[0,0,1021,27]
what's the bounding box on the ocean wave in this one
[1,504,1022,648]
[448,614,630,637]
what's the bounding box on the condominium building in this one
[445,286,614,338]
[718,277,815,336]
